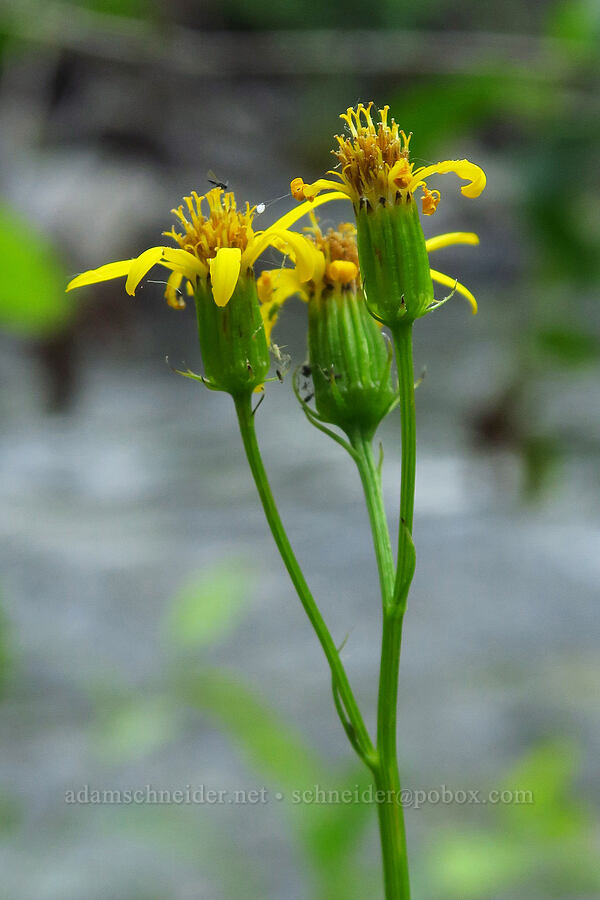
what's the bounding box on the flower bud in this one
[308,285,396,440]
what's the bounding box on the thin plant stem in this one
[350,432,395,605]
[393,322,417,596]
[372,320,418,898]
[233,391,376,769]
[351,426,412,899]
[375,612,409,900]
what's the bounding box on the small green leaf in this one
[165,560,255,649]
[0,203,75,337]
[93,695,182,762]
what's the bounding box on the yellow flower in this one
[256,217,359,337]
[66,187,346,310]
[258,217,480,319]
[290,102,486,213]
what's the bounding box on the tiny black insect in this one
[301,363,312,378]
[207,169,228,191]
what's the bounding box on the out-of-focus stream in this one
[1,318,598,897]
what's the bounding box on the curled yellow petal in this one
[411,159,486,199]
[165,271,186,310]
[430,268,478,314]
[291,177,308,201]
[208,247,242,307]
[66,259,132,292]
[125,247,166,296]
[268,229,318,282]
[289,177,350,203]
[425,232,480,253]
[245,227,319,282]
[267,190,350,236]
[421,187,440,216]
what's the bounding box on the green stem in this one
[351,426,412,899]
[376,612,409,900]
[393,322,417,601]
[350,432,395,605]
[233,392,376,768]
[373,321,417,899]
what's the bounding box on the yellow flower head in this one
[290,102,486,213]
[256,218,360,338]
[66,187,345,311]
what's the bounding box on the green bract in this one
[357,200,433,326]
[195,275,270,396]
[308,288,397,439]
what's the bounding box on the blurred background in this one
[1,0,599,897]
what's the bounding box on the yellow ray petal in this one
[267,191,350,235]
[430,268,477,314]
[208,247,242,307]
[164,271,186,309]
[66,259,132,292]
[425,232,480,253]
[311,249,326,286]
[125,247,166,296]
[161,247,208,278]
[411,160,486,199]
[270,268,306,304]
[268,229,319,282]
[244,226,320,282]
[291,177,349,202]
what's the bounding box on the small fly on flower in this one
[207,169,228,191]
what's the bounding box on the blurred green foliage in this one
[424,740,600,899]
[79,562,600,899]
[84,558,376,898]
[0,204,75,338]
[164,562,255,650]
